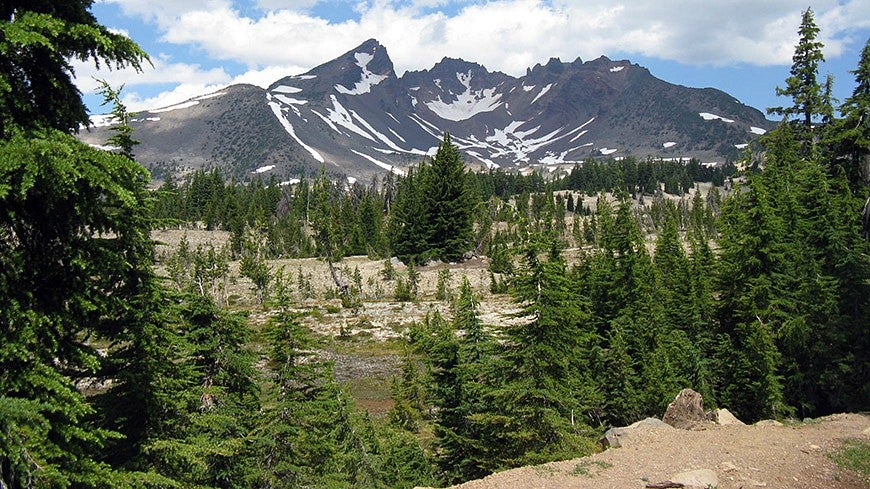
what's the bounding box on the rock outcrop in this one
[662,388,713,430]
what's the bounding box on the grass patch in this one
[571,460,612,477]
[829,439,870,478]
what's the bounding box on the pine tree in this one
[95,79,139,159]
[0,1,148,137]
[389,166,429,264]
[768,7,827,154]
[423,133,475,261]
[474,236,596,471]
[0,131,165,486]
[140,294,260,487]
[390,133,476,264]
[826,38,870,190]
[432,278,494,484]
[253,271,376,487]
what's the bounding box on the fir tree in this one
[768,7,827,154]
[422,133,475,262]
[432,278,495,484]
[0,1,148,137]
[474,236,596,471]
[95,79,138,159]
[826,38,870,190]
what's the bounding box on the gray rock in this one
[599,417,672,449]
[753,419,783,427]
[670,468,718,488]
[599,427,622,448]
[716,408,745,426]
[626,417,670,429]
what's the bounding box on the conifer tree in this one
[254,271,377,487]
[474,236,596,471]
[827,38,870,189]
[432,278,494,484]
[389,166,429,264]
[95,79,138,159]
[0,131,171,486]
[0,1,148,137]
[140,294,260,487]
[768,7,827,154]
[423,133,475,262]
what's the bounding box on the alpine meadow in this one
[1,3,868,488]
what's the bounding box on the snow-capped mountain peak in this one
[80,39,775,181]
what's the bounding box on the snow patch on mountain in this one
[268,101,324,163]
[351,149,406,176]
[735,143,749,149]
[531,84,553,104]
[273,95,307,105]
[750,126,767,135]
[699,112,735,123]
[335,52,388,95]
[663,141,677,148]
[325,95,376,141]
[467,150,499,168]
[425,71,503,121]
[600,148,618,155]
[523,85,536,92]
[609,66,625,72]
[151,100,200,113]
[195,92,226,101]
[273,85,303,94]
[567,118,596,142]
[88,114,115,128]
[253,165,275,174]
[348,108,408,153]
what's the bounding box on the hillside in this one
[79,39,775,181]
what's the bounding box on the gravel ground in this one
[444,413,870,489]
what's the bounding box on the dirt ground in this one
[446,413,870,489]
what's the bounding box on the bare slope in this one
[446,414,870,489]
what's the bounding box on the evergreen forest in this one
[1,3,868,488]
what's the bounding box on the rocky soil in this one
[445,413,870,489]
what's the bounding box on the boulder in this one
[753,419,783,428]
[626,417,670,430]
[662,388,708,430]
[670,468,718,488]
[599,417,672,449]
[716,408,745,426]
[599,427,622,448]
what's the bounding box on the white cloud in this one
[121,83,228,111]
[229,65,309,87]
[135,0,870,78]
[81,0,870,112]
[256,0,320,11]
[98,0,231,26]
[74,54,231,89]
[74,54,233,112]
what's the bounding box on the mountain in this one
[79,39,775,181]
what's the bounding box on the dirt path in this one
[449,413,869,489]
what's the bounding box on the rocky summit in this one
[79,39,775,181]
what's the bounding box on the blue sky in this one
[77,0,870,119]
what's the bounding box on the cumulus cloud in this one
[256,0,321,11]
[81,0,869,112]
[130,0,870,76]
[73,54,233,111]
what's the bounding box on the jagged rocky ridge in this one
[80,39,774,181]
